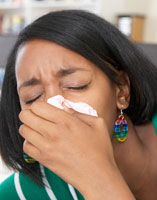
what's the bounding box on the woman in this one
[0,10,157,200]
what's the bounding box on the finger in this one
[19,124,48,150]
[30,101,97,127]
[23,140,41,161]
[62,101,97,127]
[19,109,56,136]
[30,101,74,124]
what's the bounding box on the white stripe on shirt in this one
[40,164,58,200]
[68,184,79,200]
[14,173,26,200]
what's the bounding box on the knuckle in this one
[19,110,29,121]
[23,140,28,152]
[19,112,24,121]
[52,133,59,142]
[38,123,50,137]
[59,120,71,129]
[19,125,23,133]
[51,131,60,142]
[43,142,51,152]
[19,124,26,135]
[96,117,105,126]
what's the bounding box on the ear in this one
[115,71,130,110]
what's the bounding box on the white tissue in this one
[47,95,98,117]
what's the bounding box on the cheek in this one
[93,85,117,136]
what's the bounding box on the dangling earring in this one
[114,106,128,142]
[23,153,36,164]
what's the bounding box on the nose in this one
[43,85,64,103]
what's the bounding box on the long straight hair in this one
[0,10,157,184]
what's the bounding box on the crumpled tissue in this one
[47,95,98,117]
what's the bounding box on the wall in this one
[100,0,157,43]
[0,0,157,43]
[143,0,157,43]
[0,159,13,183]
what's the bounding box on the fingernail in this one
[63,100,72,108]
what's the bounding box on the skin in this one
[15,39,157,199]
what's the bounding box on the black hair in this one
[0,10,157,185]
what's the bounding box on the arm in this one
[83,166,135,200]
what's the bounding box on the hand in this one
[19,101,119,196]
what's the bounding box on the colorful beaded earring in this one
[23,153,36,164]
[114,106,128,142]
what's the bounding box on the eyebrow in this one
[18,67,90,91]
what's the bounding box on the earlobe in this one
[116,96,128,110]
[116,88,130,110]
[115,72,130,110]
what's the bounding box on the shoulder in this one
[0,171,40,200]
[0,168,53,200]
[0,173,20,200]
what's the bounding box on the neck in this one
[112,116,150,198]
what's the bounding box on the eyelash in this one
[25,85,88,104]
[25,94,42,105]
[66,84,88,90]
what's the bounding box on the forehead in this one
[15,39,97,82]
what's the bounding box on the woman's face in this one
[15,39,120,135]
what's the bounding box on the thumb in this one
[62,100,97,126]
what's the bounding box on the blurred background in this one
[0,0,157,43]
[0,0,157,183]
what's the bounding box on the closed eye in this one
[66,84,88,90]
[25,94,42,105]
[25,85,88,104]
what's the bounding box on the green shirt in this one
[0,164,85,200]
[0,111,157,200]
[152,108,157,135]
